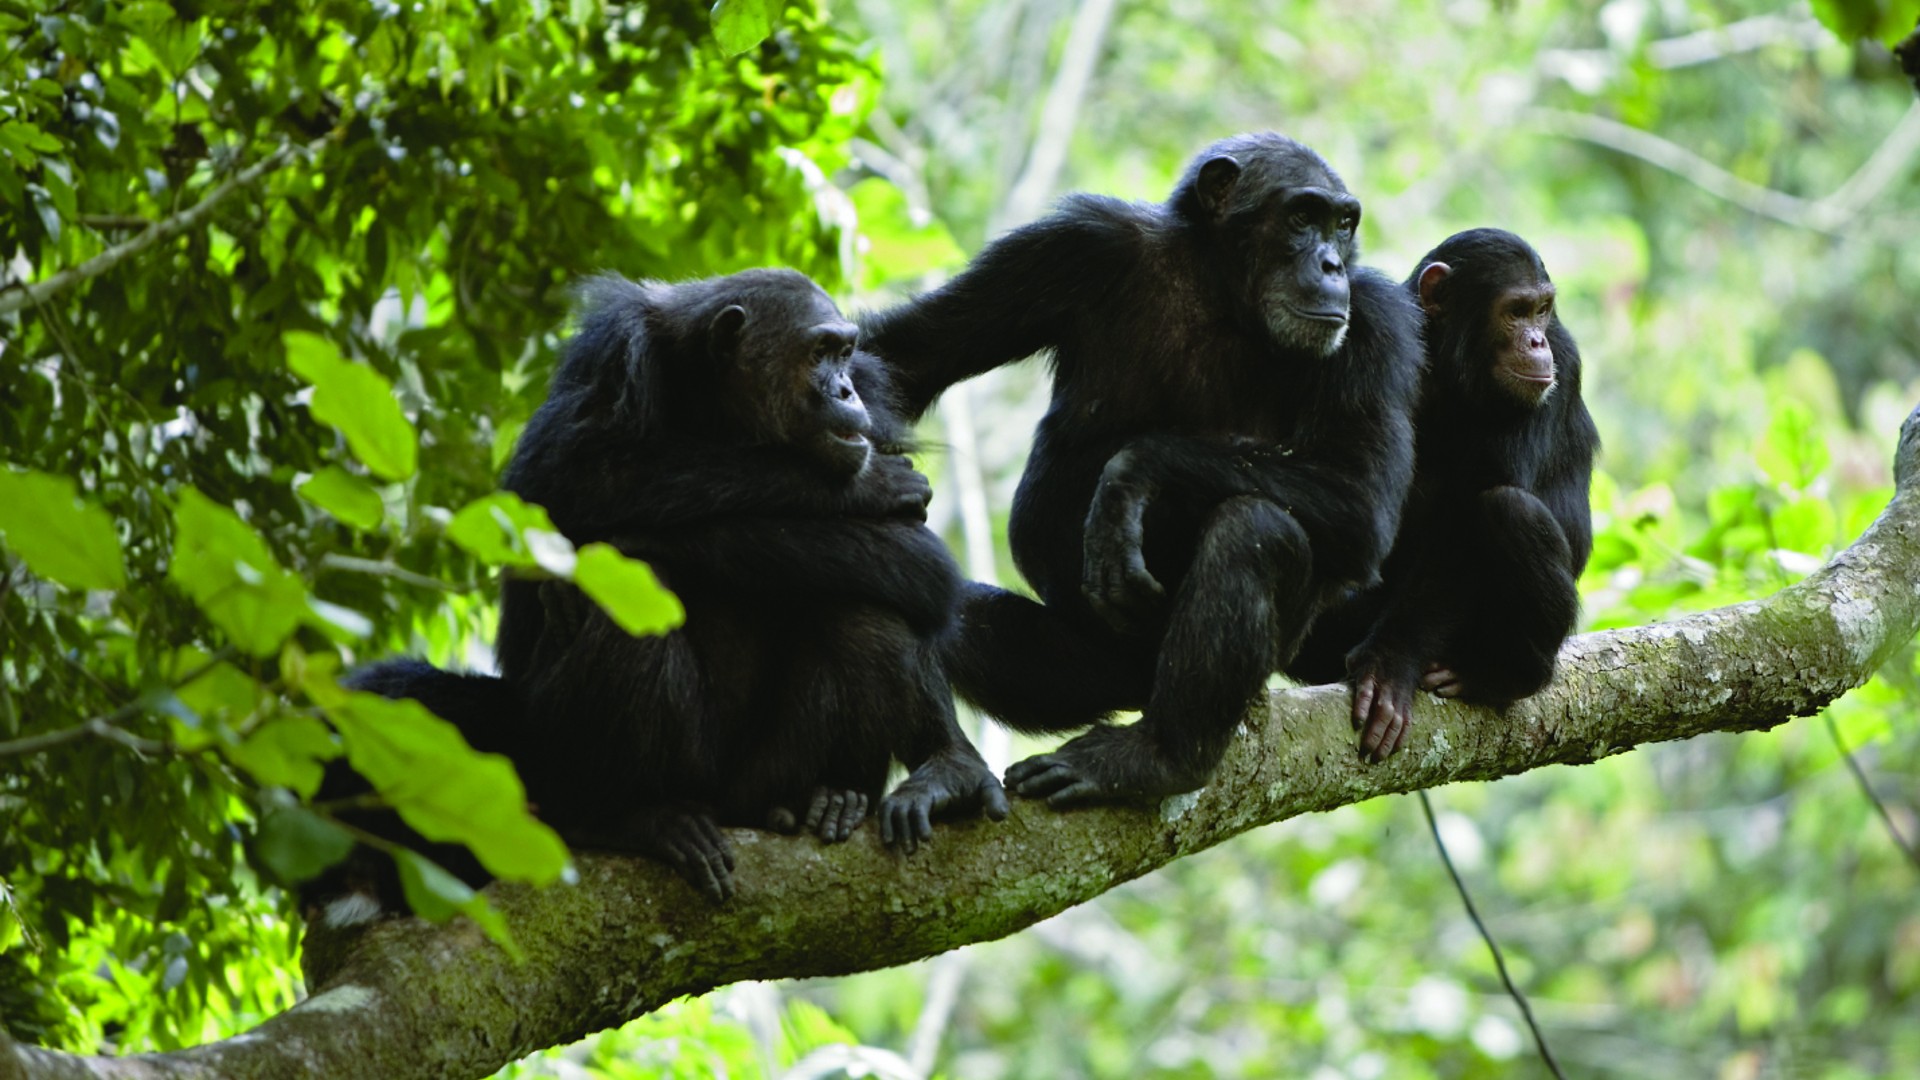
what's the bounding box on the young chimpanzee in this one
[307,270,1006,918]
[1295,228,1598,759]
[860,132,1424,804]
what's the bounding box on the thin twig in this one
[319,553,465,593]
[1419,790,1567,1080]
[1823,712,1920,875]
[0,136,329,316]
[0,647,234,758]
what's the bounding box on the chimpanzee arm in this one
[620,519,963,635]
[511,438,932,541]
[859,197,1142,420]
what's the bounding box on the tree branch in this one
[1526,102,1920,233]
[0,138,326,317]
[13,400,1920,1080]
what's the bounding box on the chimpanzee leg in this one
[1005,496,1312,805]
[942,581,1153,733]
[1444,485,1578,703]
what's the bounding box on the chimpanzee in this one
[859,132,1424,804]
[304,270,1006,917]
[497,270,1007,901]
[1293,228,1598,759]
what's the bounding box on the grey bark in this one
[13,400,1920,1080]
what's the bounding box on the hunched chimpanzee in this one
[305,269,1007,916]
[859,132,1425,804]
[1291,228,1598,759]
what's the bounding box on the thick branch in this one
[15,404,1920,1080]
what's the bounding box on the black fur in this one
[499,269,1005,901]
[861,133,1424,803]
[1294,228,1599,758]
[302,269,1007,917]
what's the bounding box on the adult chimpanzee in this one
[860,132,1424,804]
[497,270,1007,901]
[306,270,1007,917]
[1294,228,1598,760]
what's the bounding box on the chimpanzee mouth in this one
[831,430,870,447]
[1285,304,1350,324]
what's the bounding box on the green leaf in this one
[446,491,574,573]
[316,684,569,886]
[394,850,517,953]
[286,331,419,481]
[1754,401,1830,491]
[254,805,355,885]
[1771,495,1838,557]
[166,487,308,657]
[1808,0,1920,45]
[0,467,126,590]
[226,716,340,798]
[711,0,776,54]
[574,542,685,636]
[298,466,385,530]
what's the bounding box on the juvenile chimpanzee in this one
[860,132,1424,804]
[498,270,1006,901]
[305,270,1006,917]
[1296,228,1598,759]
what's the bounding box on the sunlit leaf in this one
[711,0,777,54]
[574,542,684,636]
[226,715,340,797]
[394,850,517,953]
[315,683,569,885]
[446,491,570,569]
[298,466,385,530]
[0,467,125,590]
[166,488,308,657]
[286,331,419,481]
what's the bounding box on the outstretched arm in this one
[859,197,1140,419]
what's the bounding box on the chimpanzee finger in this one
[695,816,734,871]
[980,778,1011,820]
[837,793,868,841]
[804,790,829,835]
[1351,675,1378,732]
[912,798,933,843]
[766,806,798,834]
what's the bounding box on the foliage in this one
[0,0,871,1051]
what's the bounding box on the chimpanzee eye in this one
[1288,211,1311,232]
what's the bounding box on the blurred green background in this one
[2,0,1918,1077]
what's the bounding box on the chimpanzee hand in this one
[881,745,1011,854]
[1005,722,1207,806]
[856,454,933,522]
[1347,649,1424,762]
[1081,451,1164,633]
[1419,662,1465,698]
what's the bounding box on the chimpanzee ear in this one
[708,304,748,359]
[1416,262,1451,314]
[1196,155,1242,220]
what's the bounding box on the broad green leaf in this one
[574,542,685,636]
[226,715,339,797]
[318,685,568,885]
[168,657,269,748]
[254,805,355,884]
[850,178,966,289]
[446,491,571,570]
[298,466,385,530]
[711,0,776,54]
[0,467,126,590]
[166,488,308,657]
[286,331,419,481]
[394,850,517,952]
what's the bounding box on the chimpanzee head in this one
[1174,132,1362,358]
[700,269,874,477]
[1411,228,1560,407]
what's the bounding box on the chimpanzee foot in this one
[882,746,1011,854]
[587,805,736,903]
[802,787,869,843]
[1004,723,1207,807]
[1420,662,1464,697]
